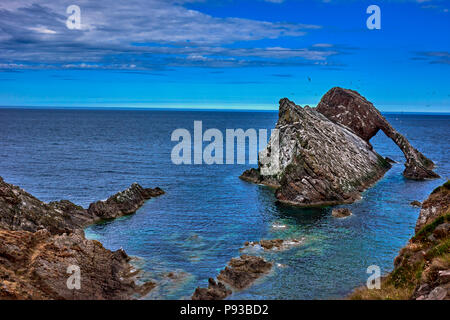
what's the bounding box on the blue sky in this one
[0,0,449,112]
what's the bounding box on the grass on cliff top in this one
[431,180,450,194]
[349,283,414,300]
[350,222,449,300]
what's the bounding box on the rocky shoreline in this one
[192,238,302,300]
[0,176,164,299]
[241,87,438,207]
[350,181,450,300]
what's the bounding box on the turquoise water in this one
[0,109,448,299]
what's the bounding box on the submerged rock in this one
[332,208,352,218]
[0,176,163,300]
[242,238,302,251]
[316,87,439,180]
[242,97,391,207]
[0,177,92,234]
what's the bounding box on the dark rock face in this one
[332,208,352,218]
[192,278,231,300]
[0,229,154,300]
[0,177,92,234]
[88,183,164,220]
[316,87,439,180]
[249,98,391,207]
[217,255,272,290]
[192,255,272,300]
[0,176,163,300]
[239,168,280,188]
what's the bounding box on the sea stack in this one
[241,88,439,207]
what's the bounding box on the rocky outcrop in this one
[88,183,164,220]
[239,168,280,188]
[192,278,232,300]
[415,181,450,232]
[241,87,439,206]
[0,177,164,234]
[242,97,392,207]
[350,181,450,300]
[0,229,154,300]
[332,208,352,218]
[0,176,164,300]
[192,255,272,300]
[410,201,422,207]
[217,255,272,290]
[316,87,439,180]
[0,177,92,234]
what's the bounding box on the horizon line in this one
[0,105,449,115]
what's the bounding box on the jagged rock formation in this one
[0,176,164,300]
[192,255,272,300]
[88,183,164,220]
[0,229,154,299]
[241,87,439,206]
[242,98,392,207]
[0,177,92,234]
[0,177,164,233]
[316,87,439,180]
[192,278,232,300]
[350,181,450,300]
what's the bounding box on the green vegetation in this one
[413,213,450,242]
[425,238,450,260]
[349,180,449,300]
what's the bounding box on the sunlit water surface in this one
[0,109,448,299]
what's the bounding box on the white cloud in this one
[0,0,338,70]
[28,26,57,34]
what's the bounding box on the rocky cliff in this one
[241,88,438,206]
[0,176,164,300]
[351,181,450,300]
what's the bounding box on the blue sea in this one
[0,109,448,299]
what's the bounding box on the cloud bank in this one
[0,0,339,70]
